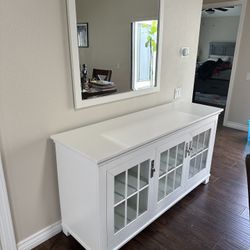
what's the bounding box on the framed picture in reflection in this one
[77,23,89,48]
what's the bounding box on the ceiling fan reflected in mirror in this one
[203,6,234,14]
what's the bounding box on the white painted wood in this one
[185,119,217,191]
[55,144,102,250]
[153,131,190,214]
[51,102,222,250]
[112,174,211,250]
[65,0,82,108]
[0,153,16,250]
[107,148,155,249]
[153,118,218,217]
[17,221,61,250]
[65,0,164,109]
[51,102,222,164]
[203,177,210,185]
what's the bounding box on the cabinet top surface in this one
[51,102,222,164]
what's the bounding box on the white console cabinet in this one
[51,102,222,250]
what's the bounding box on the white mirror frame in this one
[66,0,164,109]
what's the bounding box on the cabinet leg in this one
[203,177,210,185]
[62,225,70,237]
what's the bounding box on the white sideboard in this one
[51,102,223,250]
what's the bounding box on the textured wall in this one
[0,0,202,242]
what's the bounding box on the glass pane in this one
[189,158,196,178]
[194,154,202,175]
[133,20,158,91]
[201,150,208,170]
[114,172,126,204]
[127,166,138,197]
[174,166,182,189]
[158,176,166,201]
[166,171,174,196]
[191,135,198,156]
[160,151,168,176]
[114,202,125,233]
[127,194,138,224]
[204,130,211,149]
[140,160,150,189]
[177,142,185,166]
[139,188,148,215]
[198,132,205,152]
[168,146,177,171]
[137,23,151,82]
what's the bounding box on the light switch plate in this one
[174,87,182,99]
[246,73,250,81]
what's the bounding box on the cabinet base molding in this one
[62,224,93,250]
[17,221,61,250]
[62,223,70,237]
[203,176,210,185]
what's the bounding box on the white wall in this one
[0,0,202,243]
[198,16,240,61]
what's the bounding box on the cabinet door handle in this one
[189,141,193,156]
[185,143,189,158]
[150,160,156,178]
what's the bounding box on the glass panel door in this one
[189,129,211,179]
[158,141,185,202]
[113,160,151,234]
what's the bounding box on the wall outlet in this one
[174,87,182,99]
[246,73,250,81]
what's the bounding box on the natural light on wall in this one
[132,20,158,91]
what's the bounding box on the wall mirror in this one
[66,0,163,108]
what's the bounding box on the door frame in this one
[201,1,247,129]
[0,152,16,250]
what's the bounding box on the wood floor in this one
[34,123,250,250]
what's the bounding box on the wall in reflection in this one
[76,0,159,96]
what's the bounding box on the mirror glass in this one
[73,0,160,102]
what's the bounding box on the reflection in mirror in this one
[74,0,160,101]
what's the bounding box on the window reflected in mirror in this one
[75,0,160,100]
[132,20,158,91]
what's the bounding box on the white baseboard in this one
[224,121,248,132]
[0,153,17,250]
[17,221,62,250]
